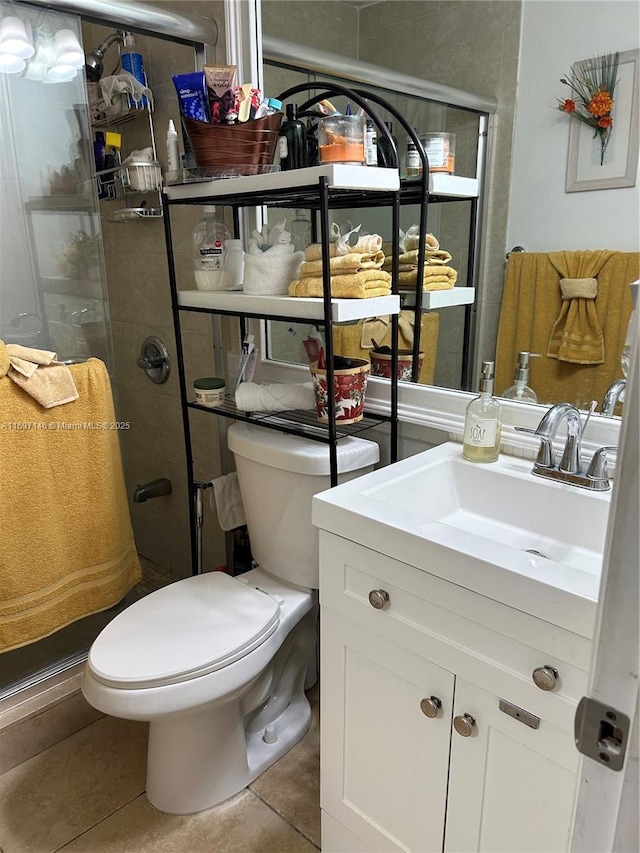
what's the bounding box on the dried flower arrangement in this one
[557,52,620,165]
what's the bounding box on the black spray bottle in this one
[278,104,307,170]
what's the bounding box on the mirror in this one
[260,0,639,419]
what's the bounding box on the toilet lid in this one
[88,572,281,689]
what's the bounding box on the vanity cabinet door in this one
[444,678,580,853]
[322,608,455,853]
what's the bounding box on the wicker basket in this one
[184,113,283,169]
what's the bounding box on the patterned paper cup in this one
[309,359,370,424]
[370,349,423,381]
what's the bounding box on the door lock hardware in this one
[574,697,630,772]
[499,698,540,729]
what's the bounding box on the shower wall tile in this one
[103,251,173,327]
[118,385,187,466]
[262,1,358,54]
[110,321,180,400]
[121,447,191,579]
[94,3,225,576]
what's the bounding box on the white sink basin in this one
[312,442,612,637]
[364,446,606,576]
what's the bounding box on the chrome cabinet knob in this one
[420,696,442,718]
[453,713,476,737]
[532,665,559,691]
[368,589,389,610]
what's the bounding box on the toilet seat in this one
[87,572,281,690]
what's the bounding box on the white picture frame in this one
[566,48,639,192]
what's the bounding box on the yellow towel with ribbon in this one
[546,250,614,364]
[495,251,639,409]
[0,357,141,652]
[303,234,383,262]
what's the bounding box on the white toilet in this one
[82,422,378,814]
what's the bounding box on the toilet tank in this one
[227,423,378,589]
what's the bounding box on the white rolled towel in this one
[235,382,315,412]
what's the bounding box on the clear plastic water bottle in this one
[193,207,231,291]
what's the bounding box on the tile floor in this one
[0,684,320,853]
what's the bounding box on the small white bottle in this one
[193,206,231,291]
[224,239,245,290]
[502,351,538,403]
[166,119,180,179]
[463,360,502,463]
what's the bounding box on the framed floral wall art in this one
[561,48,639,192]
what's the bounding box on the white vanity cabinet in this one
[319,532,590,853]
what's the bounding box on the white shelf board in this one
[401,287,475,310]
[178,289,401,322]
[165,164,400,202]
[429,173,478,198]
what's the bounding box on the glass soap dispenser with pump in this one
[463,360,502,463]
[502,351,538,403]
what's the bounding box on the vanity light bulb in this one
[0,16,35,59]
[0,52,26,74]
[52,28,84,69]
[45,63,77,82]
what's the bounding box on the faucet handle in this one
[587,446,618,481]
[515,427,554,468]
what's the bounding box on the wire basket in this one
[121,160,163,193]
[184,113,283,169]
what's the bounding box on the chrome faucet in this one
[600,379,626,416]
[517,401,613,490]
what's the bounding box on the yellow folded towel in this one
[398,249,452,266]
[546,250,614,364]
[0,357,142,652]
[398,266,458,290]
[0,339,79,408]
[289,269,392,298]
[304,234,383,261]
[495,251,640,410]
[404,232,440,252]
[383,233,440,256]
[299,250,385,278]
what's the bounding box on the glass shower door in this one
[0,0,112,370]
[0,0,116,698]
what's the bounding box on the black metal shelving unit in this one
[162,164,402,574]
[162,83,480,575]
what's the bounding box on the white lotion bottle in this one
[463,360,502,463]
[166,119,180,177]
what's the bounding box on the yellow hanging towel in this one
[495,251,639,409]
[546,250,614,364]
[0,357,141,652]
